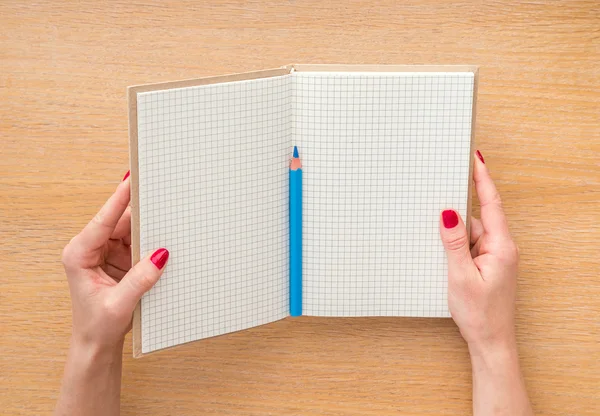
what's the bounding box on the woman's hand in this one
[56,172,169,416]
[439,151,519,353]
[439,151,532,416]
[61,171,169,350]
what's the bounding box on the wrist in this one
[56,334,124,416]
[463,323,517,357]
[468,335,519,368]
[69,334,124,366]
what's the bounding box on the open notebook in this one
[129,64,477,356]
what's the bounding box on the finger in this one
[104,240,132,272]
[111,207,131,242]
[101,263,128,282]
[439,209,479,280]
[112,248,169,312]
[473,151,511,239]
[77,174,131,252]
[470,237,483,258]
[470,217,484,245]
[469,217,485,258]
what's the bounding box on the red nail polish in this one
[476,150,485,164]
[122,170,130,181]
[150,248,169,269]
[442,210,459,229]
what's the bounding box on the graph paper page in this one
[137,75,291,353]
[293,71,474,317]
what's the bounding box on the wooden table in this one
[2,1,599,414]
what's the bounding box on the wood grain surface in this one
[1,1,599,415]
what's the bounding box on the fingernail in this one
[122,170,130,181]
[150,248,169,269]
[442,210,459,229]
[476,150,485,164]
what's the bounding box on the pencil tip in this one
[293,146,299,158]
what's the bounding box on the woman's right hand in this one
[439,150,519,353]
[439,150,532,416]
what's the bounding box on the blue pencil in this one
[289,146,302,317]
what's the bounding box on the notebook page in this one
[137,75,291,353]
[293,71,474,317]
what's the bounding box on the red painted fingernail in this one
[442,210,459,229]
[122,170,130,181]
[150,248,169,269]
[476,150,485,164]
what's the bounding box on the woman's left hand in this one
[61,171,169,351]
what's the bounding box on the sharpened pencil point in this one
[293,146,299,158]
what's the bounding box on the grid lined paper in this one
[137,75,291,353]
[294,72,474,317]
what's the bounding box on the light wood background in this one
[1,1,599,415]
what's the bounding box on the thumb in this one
[439,210,476,277]
[113,248,169,312]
